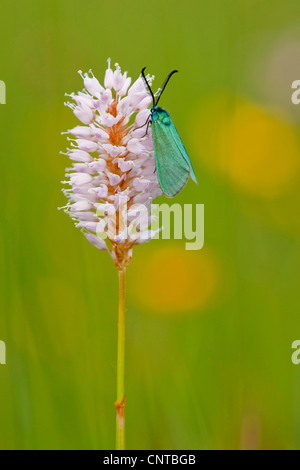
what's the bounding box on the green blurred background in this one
[0,0,300,450]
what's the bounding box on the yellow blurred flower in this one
[191,96,300,199]
[129,245,220,315]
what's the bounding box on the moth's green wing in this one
[152,120,191,197]
[167,120,198,185]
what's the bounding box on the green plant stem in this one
[115,268,126,450]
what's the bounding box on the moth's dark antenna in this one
[155,70,178,106]
[141,67,155,107]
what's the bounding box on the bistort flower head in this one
[60,59,162,270]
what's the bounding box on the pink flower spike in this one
[60,59,161,269]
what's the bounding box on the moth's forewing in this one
[167,118,198,185]
[151,108,190,198]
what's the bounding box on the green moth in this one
[141,67,198,198]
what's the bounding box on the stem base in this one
[115,395,126,450]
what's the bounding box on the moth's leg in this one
[142,117,152,137]
[134,115,151,131]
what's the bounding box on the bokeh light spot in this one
[191,97,300,199]
[129,246,220,315]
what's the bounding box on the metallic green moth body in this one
[151,105,198,198]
